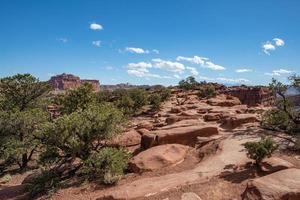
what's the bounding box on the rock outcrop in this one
[207,94,241,107]
[49,73,100,91]
[242,168,300,200]
[141,125,219,149]
[129,144,189,172]
[221,114,257,129]
[222,86,275,106]
[260,157,294,174]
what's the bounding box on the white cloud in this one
[125,47,150,54]
[262,38,284,55]
[273,38,285,46]
[126,62,169,79]
[204,61,226,70]
[216,77,250,83]
[176,56,208,65]
[92,40,101,47]
[152,49,160,54]
[58,38,68,43]
[152,58,185,73]
[173,74,181,79]
[262,41,276,55]
[236,68,253,73]
[186,66,199,76]
[265,69,293,76]
[90,23,103,30]
[176,55,225,71]
[198,76,215,82]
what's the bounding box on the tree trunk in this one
[21,153,28,169]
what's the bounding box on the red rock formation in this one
[222,86,274,106]
[48,73,100,92]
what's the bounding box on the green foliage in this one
[197,85,217,99]
[148,93,162,110]
[243,138,278,165]
[39,104,124,164]
[115,88,148,115]
[56,83,95,114]
[0,174,12,183]
[178,76,199,90]
[261,109,296,132]
[0,74,51,111]
[26,171,60,198]
[83,147,131,185]
[159,88,171,101]
[96,90,113,103]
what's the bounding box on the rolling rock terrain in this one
[2,91,300,200]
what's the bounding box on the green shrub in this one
[0,174,12,183]
[26,171,60,198]
[243,137,278,166]
[128,88,148,113]
[261,109,296,132]
[148,93,162,110]
[159,88,171,101]
[83,147,131,185]
[197,85,217,99]
[178,76,199,90]
[116,95,135,115]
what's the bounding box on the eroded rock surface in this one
[242,168,300,200]
[129,144,189,173]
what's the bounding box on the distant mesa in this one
[48,73,100,92]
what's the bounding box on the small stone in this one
[181,192,202,200]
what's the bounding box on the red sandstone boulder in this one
[221,114,257,129]
[242,168,300,200]
[170,107,182,113]
[109,130,141,147]
[203,113,222,121]
[129,144,189,173]
[260,157,294,174]
[207,94,241,107]
[141,125,218,149]
[137,121,153,130]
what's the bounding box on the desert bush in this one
[56,83,95,114]
[96,90,113,103]
[26,170,60,198]
[178,76,199,90]
[39,104,124,164]
[159,88,171,101]
[0,109,49,169]
[148,93,162,110]
[0,174,12,183]
[128,88,148,113]
[261,109,296,131]
[243,137,278,166]
[0,74,51,170]
[116,95,135,115]
[197,85,217,99]
[83,147,131,184]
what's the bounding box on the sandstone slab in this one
[129,144,189,173]
[260,157,294,174]
[141,125,218,149]
[242,168,300,200]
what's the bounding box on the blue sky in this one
[1,0,300,86]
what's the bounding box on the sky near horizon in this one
[1,0,300,86]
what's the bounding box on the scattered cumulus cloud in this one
[58,38,68,43]
[216,77,250,83]
[265,69,293,76]
[90,23,103,30]
[152,58,185,73]
[262,38,284,55]
[152,49,160,54]
[92,40,101,47]
[186,66,199,76]
[125,47,150,54]
[176,56,208,65]
[176,55,225,71]
[236,68,253,73]
[273,38,285,46]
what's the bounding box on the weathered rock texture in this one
[242,168,300,200]
[141,126,218,149]
[129,144,189,172]
[49,73,100,91]
[222,86,275,106]
[260,157,294,174]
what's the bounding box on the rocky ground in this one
[1,91,300,200]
